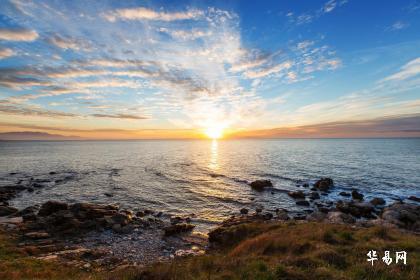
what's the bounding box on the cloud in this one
[158,27,212,40]
[0,48,15,59]
[0,28,38,41]
[381,57,420,82]
[47,35,92,51]
[91,113,148,120]
[288,0,348,26]
[387,21,409,31]
[0,103,77,118]
[103,7,204,22]
[244,61,293,79]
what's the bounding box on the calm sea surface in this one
[1,139,419,231]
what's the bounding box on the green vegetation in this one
[1,222,419,280]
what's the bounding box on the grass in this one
[0,222,419,280]
[135,222,420,280]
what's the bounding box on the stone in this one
[240,208,248,215]
[275,209,289,220]
[136,211,145,217]
[104,193,113,197]
[262,212,273,220]
[302,183,309,188]
[327,211,355,224]
[336,201,374,218]
[296,200,310,206]
[309,192,320,200]
[255,207,263,214]
[249,180,273,191]
[381,202,420,231]
[38,201,68,216]
[170,216,183,225]
[339,192,351,197]
[306,211,327,221]
[313,178,334,191]
[351,190,364,200]
[164,223,195,236]
[408,196,420,202]
[288,191,305,199]
[370,197,386,206]
[112,213,132,226]
[0,206,18,216]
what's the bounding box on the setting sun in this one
[204,126,224,139]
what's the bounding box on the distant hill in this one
[0,131,82,140]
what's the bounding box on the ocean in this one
[1,138,419,232]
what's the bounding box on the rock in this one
[262,212,273,220]
[255,207,263,214]
[104,193,113,197]
[144,209,154,215]
[370,197,386,206]
[306,211,327,221]
[170,216,183,225]
[313,178,334,191]
[136,211,145,217]
[302,183,309,188]
[24,231,50,239]
[339,192,351,197]
[296,200,310,206]
[294,214,307,220]
[309,192,320,200]
[38,201,68,216]
[351,190,364,200]
[408,196,420,202]
[49,171,57,175]
[164,223,195,236]
[111,213,132,226]
[381,202,420,231]
[336,201,374,218]
[27,187,34,192]
[249,180,273,191]
[327,211,355,224]
[32,183,45,188]
[0,206,18,216]
[240,208,248,215]
[275,209,289,220]
[288,191,305,199]
[113,224,134,234]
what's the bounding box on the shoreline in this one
[1,175,419,273]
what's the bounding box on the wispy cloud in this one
[103,7,204,22]
[287,0,348,25]
[381,57,420,82]
[0,48,15,59]
[387,21,410,31]
[91,113,148,120]
[47,35,92,51]
[0,27,38,41]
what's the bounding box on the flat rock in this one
[313,178,334,191]
[249,180,273,191]
[0,206,18,216]
[288,191,305,199]
[164,223,195,236]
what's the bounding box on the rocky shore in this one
[1,175,419,273]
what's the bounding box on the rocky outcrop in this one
[249,180,273,191]
[288,191,305,199]
[336,201,374,218]
[38,201,69,216]
[370,197,386,206]
[313,178,333,191]
[381,202,420,232]
[0,205,18,216]
[408,196,420,202]
[351,190,364,200]
[163,223,195,236]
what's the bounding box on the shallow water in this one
[1,139,419,232]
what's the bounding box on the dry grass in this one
[135,223,420,280]
[1,223,419,280]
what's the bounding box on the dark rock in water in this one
[164,223,195,236]
[27,187,34,193]
[318,207,331,214]
[288,191,305,199]
[16,205,38,217]
[38,201,69,216]
[0,206,18,216]
[351,190,364,200]
[381,202,420,232]
[104,193,113,197]
[339,192,351,197]
[255,207,263,214]
[240,208,248,215]
[155,211,163,218]
[249,180,273,191]
[408,196,420,202]
[170,216,183,225]
[370,197,386,206]
[32,183,45,188]
[49,172,57,175]
[136,211,145,217]
[309,192,320,200]
[302,183,309,188]
[275,209,290,220]
[294,214,307,220]
[296,200,310,206]
[313,178,334,191]
[144,209,154,215]
[262,212,273,220]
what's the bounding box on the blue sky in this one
[0,0,419,138]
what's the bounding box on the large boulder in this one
[313,178,334,191]
[336,201,374,218]
[370,197,386,206]
[38,201,68,216]
[249,180,273,191]
[351,190,364,200]
[381,202,420,232]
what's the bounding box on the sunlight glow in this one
[204,126,224,139]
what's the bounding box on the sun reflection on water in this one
[208,139,219,170]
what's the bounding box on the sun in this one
[204,126,224,139]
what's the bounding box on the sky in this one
[0,0,419,139]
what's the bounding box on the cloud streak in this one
[0,27,38,41]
